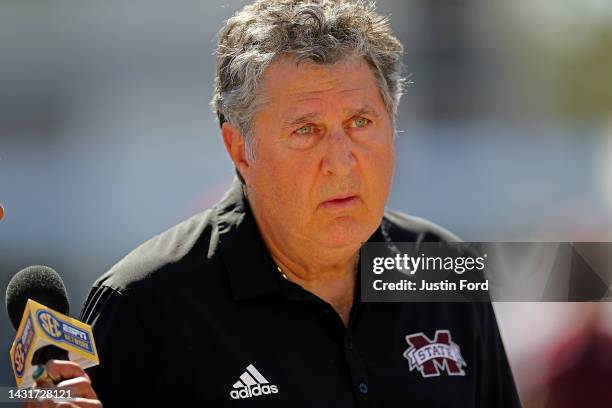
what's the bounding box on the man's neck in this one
[246,193,361,325]
[271,251,359,327]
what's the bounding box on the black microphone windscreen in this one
[5,265,69,329]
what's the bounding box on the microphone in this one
[5,265,99,388]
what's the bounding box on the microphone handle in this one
[31,345,70,386]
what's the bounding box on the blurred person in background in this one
[520,304,612,408]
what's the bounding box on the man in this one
[29,0,521,406]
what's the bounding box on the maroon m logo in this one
[403,330,466,377]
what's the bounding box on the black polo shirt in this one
[80,178,521,407]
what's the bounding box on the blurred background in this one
[1,0,611,405]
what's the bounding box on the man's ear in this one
[221,122,250,180]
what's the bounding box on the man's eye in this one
[350,117,371,128]
[295,125,314,135]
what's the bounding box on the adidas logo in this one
[229,364,279,400]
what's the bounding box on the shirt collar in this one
[216,177,282,301]
[215,177,390,301]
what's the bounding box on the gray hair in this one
[211,0,406,162]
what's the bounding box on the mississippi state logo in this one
[403,330,466,377]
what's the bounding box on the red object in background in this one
[0,203,4,221]
[544,329,612,408]
[522,322,612,408]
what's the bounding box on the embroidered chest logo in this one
[229,364,279,400]
[403,330,467,377]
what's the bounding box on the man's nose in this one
[321,128,357,176]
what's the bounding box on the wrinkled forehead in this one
[257,55,388,118]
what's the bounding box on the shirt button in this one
[358,382,368,394]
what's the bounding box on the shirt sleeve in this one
[476,302,522,408]
[80,285,158,407]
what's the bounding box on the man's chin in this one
[318,217,373,248]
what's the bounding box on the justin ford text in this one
[370,253,489,292]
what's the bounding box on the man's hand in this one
[23,360,102,408]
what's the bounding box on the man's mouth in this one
[321,194,360,211]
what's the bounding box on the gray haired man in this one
[33,1,522,406]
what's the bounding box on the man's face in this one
[243,56,395,250]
